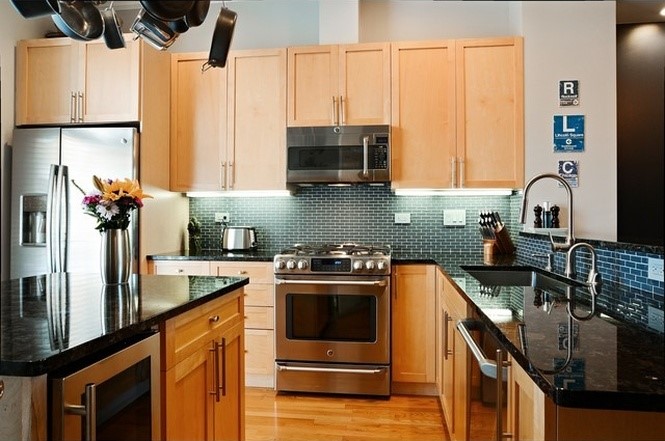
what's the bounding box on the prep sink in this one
[461,265,583,291]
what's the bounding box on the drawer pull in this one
[209,315,220,323]
[238,270,248,275]
[177,269,184,273]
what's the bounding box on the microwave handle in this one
[362,135,370,178]
[65,383,97,441]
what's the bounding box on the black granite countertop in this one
[0,273,249,376]
[148,249,277,262]
[393,252,665,412]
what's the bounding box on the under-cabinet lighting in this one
[186,190,293,198]
[393,188,516,197]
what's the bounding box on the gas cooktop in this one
[274,242,391,275]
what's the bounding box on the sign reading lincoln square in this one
[553,115,585,152]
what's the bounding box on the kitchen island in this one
[0,272,248,441]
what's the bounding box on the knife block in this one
[482,226,515,262]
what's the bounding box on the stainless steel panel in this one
[275,361,390,396]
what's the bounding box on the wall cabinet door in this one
[391,37,524,190]
[391,264,436,384]
[390,40,457,188]
[15,36,140,126]
[456,37,524,188]
[287,43,390,126]
[226,48,287,190]
[170,52,227,192]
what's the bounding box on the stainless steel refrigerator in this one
[10,127,139,279]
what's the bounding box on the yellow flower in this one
[93,176,152,202]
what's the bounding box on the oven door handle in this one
[275,279,387,287]
[276,365,385,375]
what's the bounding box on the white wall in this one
[521,1,617,241]
[0,3,54,281]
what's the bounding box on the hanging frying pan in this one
[101,3,125,49]
[139,0,194,22]
[202,7,237,72]
[11,0,60,19]
[52,0,104,41]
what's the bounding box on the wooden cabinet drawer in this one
[245,329,274,377]
[211,261,273,284]
[161,289,244,369]
[151,260,210,276]
[244,306,273,329]
[244,284,273,307]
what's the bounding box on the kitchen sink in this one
[461,266,582,291]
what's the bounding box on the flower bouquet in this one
[73,176,152,232]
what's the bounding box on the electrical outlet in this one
[647,306,664,332]
[647,258,664,282]
[214,212,230,223]
[394,213,411,224]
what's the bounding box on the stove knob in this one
[377,260,387,271]
[353,260,365,272]
[274,259,285,270]
[286,259,297,270]
[297,259,308,270]
[365,260,376,271]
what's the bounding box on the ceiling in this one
[616,0,665,24]
[113,1,665,24]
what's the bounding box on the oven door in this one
[275,275,390,365]
[50,332,161,441]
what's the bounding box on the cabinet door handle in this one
[495,348,512,441]
[443,311,453,359]
[340,95,345,125]
[209,341,222,402]
[220,337,227,397]
[229,162,235,190]
[331,96,337,125]
[459,158,465,188]
[220,161,227,190]
[77,91,84,122]
[64,383,97,441]
[451,157,457,188]
[70,92,77,123]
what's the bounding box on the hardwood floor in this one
[245,387,449,441]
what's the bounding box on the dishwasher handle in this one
[456,320,508,381]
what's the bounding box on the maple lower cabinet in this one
[391,264,437,392]
[170,52,227,192]
[161,289,245,441]
[391,37,524,189]
[15,35,140,125]
[225,48,287,190]
[210,262,275,387]
[287,43,391,126]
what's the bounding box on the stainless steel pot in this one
[222,226,257,251]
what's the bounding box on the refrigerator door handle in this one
[58,165,69,272]
[46,165,58,273]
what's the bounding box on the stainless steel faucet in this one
[565,242,602,289]
[519,173,575,252]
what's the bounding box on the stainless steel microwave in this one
[286,125,390,184]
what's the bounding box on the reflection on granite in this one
[0,273,248,376]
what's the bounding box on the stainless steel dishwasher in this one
[457,319,510,441]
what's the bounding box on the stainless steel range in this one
[274,243,391,396]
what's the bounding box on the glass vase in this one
[100,228,130,284]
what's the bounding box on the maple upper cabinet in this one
[456,37,524,188]
[170,52,227,192]
[391,37,524,189]
[226,48,287,190]
[15,36,140,125]
[287,43,391,126]
[391,40,457,188]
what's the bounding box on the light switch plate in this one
[394,213,411,224]
[443,209,466,226]
[215,212,230,223]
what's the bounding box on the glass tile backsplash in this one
[189,185,518,254]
